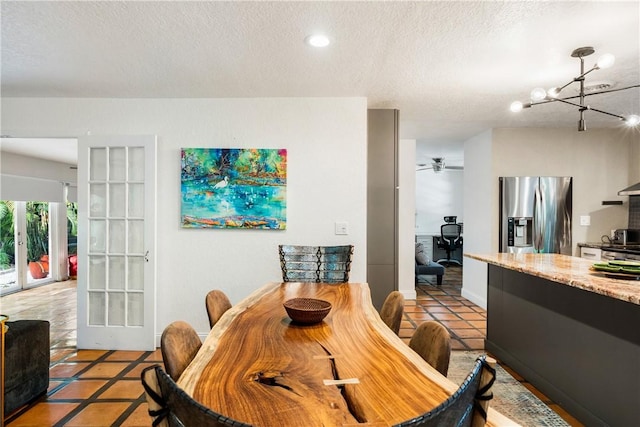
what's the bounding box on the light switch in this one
[579,215,591,226]
[335,222,348,235]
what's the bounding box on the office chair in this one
[436,223,463,266]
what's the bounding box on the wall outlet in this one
[579,215,591,226]
[335,222,348,235]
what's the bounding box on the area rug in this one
[448,351,569,427]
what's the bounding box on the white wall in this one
[2,97,368,337]
[492,128,632,246]
[415,170,464,234]
[462,127,637,308]
[461,130,493,306]
[398,139,416,300]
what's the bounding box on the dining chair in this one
[205,290,232,329]
[141,364,254,427]
[408,320,452,376]
[379,291,405,335]
[279,245,354,283]
[393,355,496,427]
[160,321,202,381]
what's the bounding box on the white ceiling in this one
[1,1,639,166]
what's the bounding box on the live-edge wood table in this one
[178,282,517,426]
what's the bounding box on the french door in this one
[77,135,157,350]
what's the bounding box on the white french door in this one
[77,135,157,350]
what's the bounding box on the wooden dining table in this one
[178,282,517,426]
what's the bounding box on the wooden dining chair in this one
[279,244,354,283]
[141,364,254,427]
[379,291,405,335]
[393,355,496,427]
[205,290,232,329]
[408,321,452,376]
[160,321,202,381]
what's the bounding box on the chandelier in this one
[510,46,640,131]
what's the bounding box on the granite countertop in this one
[466,253,640,306]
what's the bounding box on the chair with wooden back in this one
[394,355,496,427]
[141,364,253,427]
[279,245,354,283]
[408,320,452,376]
[379,291,405,335]
[205,290,232,329]
[160,321,202,381]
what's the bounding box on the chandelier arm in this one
[549,98,626,120]
[527,84,640,107]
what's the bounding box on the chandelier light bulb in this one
[596,53,615,69]
[547,87,561,98]
[625,114,640,126]
[510,101,524,112]
[530,87,547,102]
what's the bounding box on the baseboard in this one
[399,289,416,300]
[460,287,486,309]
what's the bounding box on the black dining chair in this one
[392,355,496,427]
[141,364,254,427]
[278,245,354,283]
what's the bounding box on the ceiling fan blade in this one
[447,166,464,170]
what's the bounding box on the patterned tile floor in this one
[1,272,583,426]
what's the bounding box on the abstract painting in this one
[181,148,287,229]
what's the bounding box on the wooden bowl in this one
[284,298,332,324]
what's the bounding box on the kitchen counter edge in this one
[466,253,640,305]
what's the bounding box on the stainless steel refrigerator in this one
[499,176,572,254]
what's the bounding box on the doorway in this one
[0,200,78,295]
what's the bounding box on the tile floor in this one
[1,274,583,426]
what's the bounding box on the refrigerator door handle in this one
[534,184,543,252]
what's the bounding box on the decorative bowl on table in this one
[283,298,332,324]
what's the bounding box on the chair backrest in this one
[440,223,462,247]
[160,321,202,380]
[408,321,452,376]
[279,245,354,283]
[205,290,232,329]
[141,364,254,427]
[394,355,496,427]
[380,291,405,335]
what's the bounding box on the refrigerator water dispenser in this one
[507,217,533,248]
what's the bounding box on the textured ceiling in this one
[2,1,639,166]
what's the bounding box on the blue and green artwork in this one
[181,148,287,229]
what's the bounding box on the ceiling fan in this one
[416,157,464,173]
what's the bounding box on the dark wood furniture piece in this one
[2,320,50,417]
[177,282,514,426]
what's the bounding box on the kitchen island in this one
[467,253,639,427]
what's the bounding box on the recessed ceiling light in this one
[305,34,330,48]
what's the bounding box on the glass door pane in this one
[0,201,18,294]
[25,201,51,285]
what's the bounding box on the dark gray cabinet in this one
[486,264,640,426]
[367,109,399,310]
